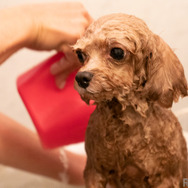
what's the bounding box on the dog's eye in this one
[110,48,124,60]
[76,50,86,64]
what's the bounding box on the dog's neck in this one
[96,93,150,119]
[95,97,148,127]
[105,91,150,117]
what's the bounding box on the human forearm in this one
[0,112,86,184]
[0,112,64,180]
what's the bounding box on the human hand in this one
[0,2,92,66]
[21,2,92,88]
[24,2,93,51]
[50,46,80,89]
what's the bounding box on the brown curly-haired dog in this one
[74,13,188,188]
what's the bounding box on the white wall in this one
[0,0,187,187]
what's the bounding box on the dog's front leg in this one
[84,162,107,188]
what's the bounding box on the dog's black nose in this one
[75,71,93,89]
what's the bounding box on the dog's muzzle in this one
[75,71,93,89]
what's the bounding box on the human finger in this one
[60,45,80,67]
[54,71,70,89]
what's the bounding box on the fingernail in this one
[50,58,65,75]
[50,63,59,75]
[58,81,66,89]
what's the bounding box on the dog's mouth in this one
[74,81,108,104]
[74,80,129,107]
[74,71,111,104]
[74,71,131,105]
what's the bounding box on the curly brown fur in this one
[74,13,188,188]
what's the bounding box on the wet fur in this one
[74,14,188,188]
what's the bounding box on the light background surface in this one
[0,0,187,187]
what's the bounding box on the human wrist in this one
[17,4,41,49]
[9,5,38,48]
[0,5,36,54]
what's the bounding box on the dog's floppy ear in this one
[143,34,188,108]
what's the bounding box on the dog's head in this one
[74,13,187,109]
